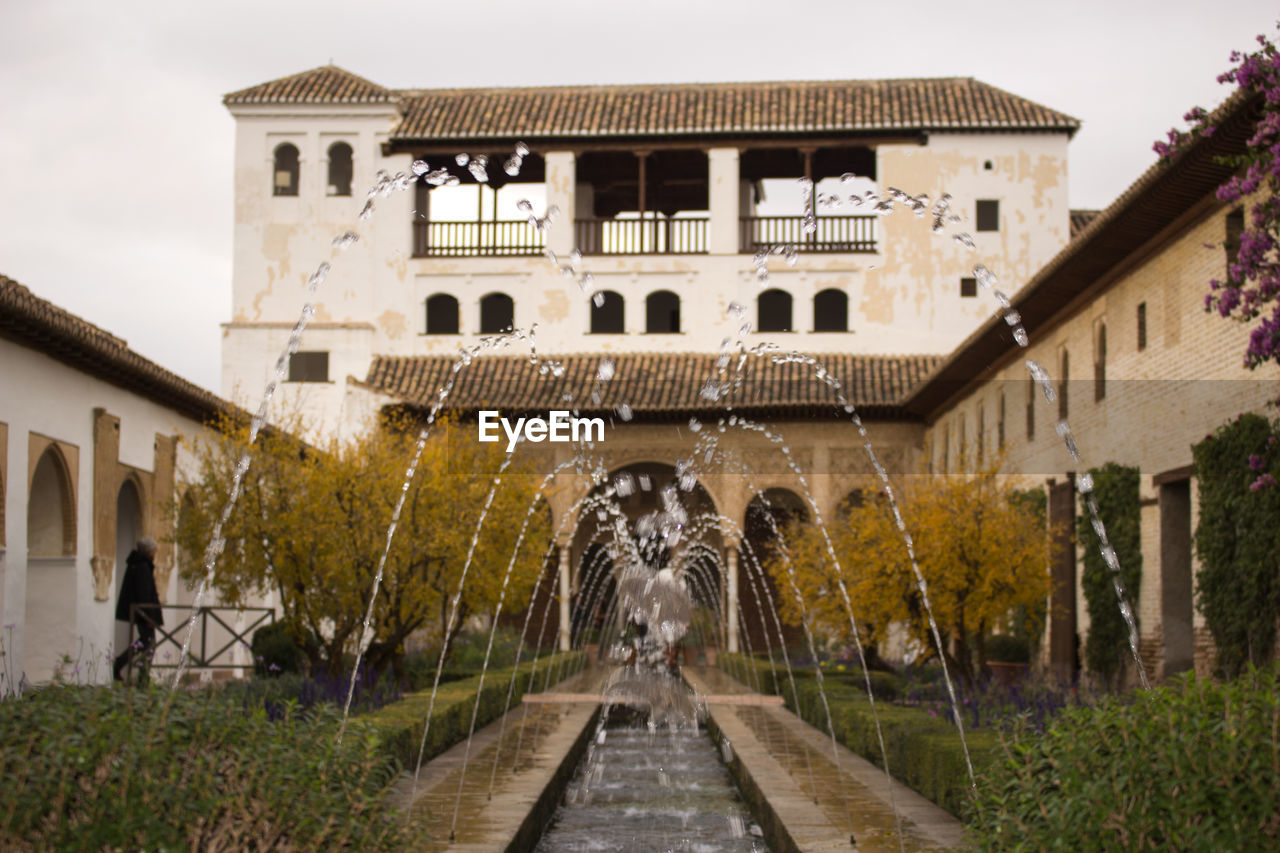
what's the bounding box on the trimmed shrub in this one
[721,654,993,816]
[364,651,584,769]
[250,619,304,676]
[985,633,1030,665]
[1194,413,1280,676]
[1077,462,1142,689]
[970,667,1280,850]
[0,686,416,850]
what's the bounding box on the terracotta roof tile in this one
[391,77,1077,141]
[224,65,395,106]
[362,352,941,419]
[0,274,238,424]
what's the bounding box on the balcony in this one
[574,217,708,255]
[740,215,878,254]
[412,219,546,258]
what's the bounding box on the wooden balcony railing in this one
[412,219,547,257]
[575,217,708,255]
[740,215,878,253]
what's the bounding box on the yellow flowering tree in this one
[768,462,1052,686]
[175,415,549,677]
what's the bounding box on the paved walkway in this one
[390,664,605,852]
[687,667,967,852]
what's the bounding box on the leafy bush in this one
[984,633,1030,664]
[250,619,304,676]
[970,667,1280,850]
[720,654,993,815]
[1194,413,1280,676]
[0,686,417,850]
[1076,462,1142,689]
[447,625,523,671]
[365,651,585,769]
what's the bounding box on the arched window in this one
[28,446,74,557]
[273,143,299,196]
[425,293,460,335]
[479,292,514,334]
[645,290,680,334]
[590,291,625,334]
[757,289,793,332]
[327,142,353,196]
[813,289,848,332]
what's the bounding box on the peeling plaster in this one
[539,288,570,322]
[378,310,409,340]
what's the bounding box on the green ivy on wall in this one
[1193,413,1280,677]
[1077,462,1142,691]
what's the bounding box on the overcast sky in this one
[1,0,1275,393]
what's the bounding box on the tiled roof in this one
[0,275,238,425]
[363,352,941,419]
[1069,209,1101,239]
[222,67,1079,139]
[224,65,396,106]
[392,77,1079,141]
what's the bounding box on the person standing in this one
[113,537,163,684]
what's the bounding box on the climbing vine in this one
[1193,413,1280,676]
[1077,463,1142,690]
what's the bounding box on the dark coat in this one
[115,548,163,627]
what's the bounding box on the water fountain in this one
[170,139,1152,851]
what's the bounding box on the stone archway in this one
[113,478,144,659]
[564,461,723,651]
[740,488,809,654]
[25,445,77,681]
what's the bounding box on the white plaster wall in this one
[0,339,240,683]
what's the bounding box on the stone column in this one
[726,544,740,654]
[708,147,741,255]
[544,151,576,256]
[558,542,572,651]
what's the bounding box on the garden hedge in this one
[721,654,996,816]
[0,686,415,850]
[364,651,584,769]
[970,666,1280,850]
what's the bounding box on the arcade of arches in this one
[515,418,923,652]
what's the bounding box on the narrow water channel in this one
[535,724,769,852]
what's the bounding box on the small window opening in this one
[273,143,300,196]
[288,351,329,382]
[327,142,353,196]
[976,199,999,232]
[960,277,978,298]
[1137,302,1147,351]
[758,289,793,332]
[591,291,625,333]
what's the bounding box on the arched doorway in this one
[741,488,809,653]
[114,479,143,660]
[24,446,76,682]
[569,462,723,652]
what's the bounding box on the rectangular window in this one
[1094,320,1107,402]
[942,424,950,473]
[1137,302,1147,351]
[998,391,1006,450]
[960,277,978,298]
[977,406,985,463]
[959,413,967,469]
[288,351,329,383]
[1026,376,1035,440]
[1225,208,1245,268]
[1059,349,1069,420]
[976,199,1000,232]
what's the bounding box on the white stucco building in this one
[222,65,1079,437]
[0,276,256,685]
